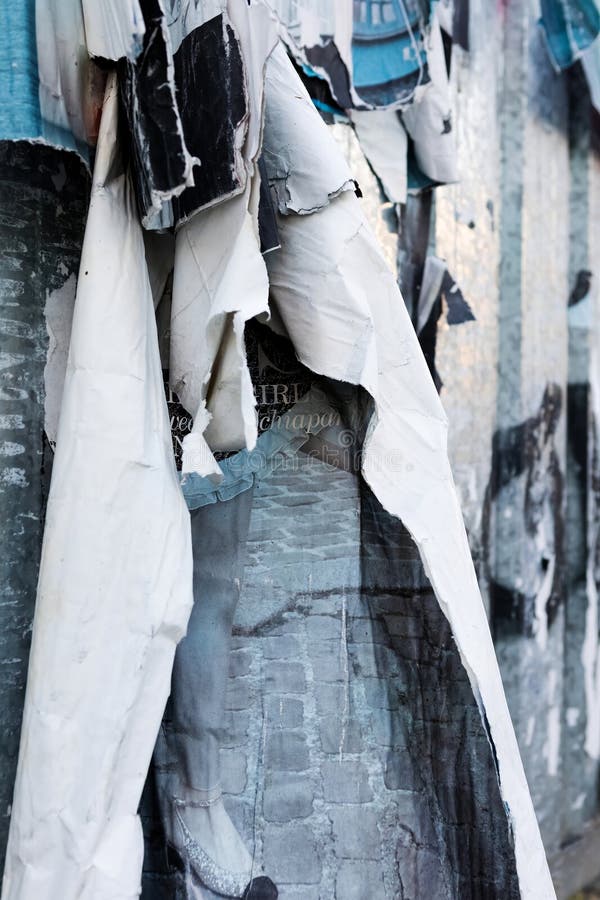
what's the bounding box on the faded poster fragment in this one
[0,1,104,159]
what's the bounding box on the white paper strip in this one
[2,75,193,900]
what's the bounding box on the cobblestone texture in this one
[142,450,519,899]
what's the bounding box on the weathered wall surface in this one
[430,0,600,891]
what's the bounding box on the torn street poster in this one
[0,1,567,899]
[537,0,600,111]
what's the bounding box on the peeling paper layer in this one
[270,0,433,111]
[262,43,355,215]
[81,0,146,61]
[401,9,458,186]
[121,0,279,230]
[268,0,360,109]
[539,0,600,70]
[349,108,408,203]
[36,0,105,152]
[118,0,199,231]
[167,4,279,467]
[43,272,77,446]
[582,38,600,112]
[0,1,105,159]
[170,178,270,469]
[1,76,193,900]
[351,0,431,109]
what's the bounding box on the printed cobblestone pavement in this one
[143,449,519,899]
[204,451,511,898]
[217,455,381,900]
